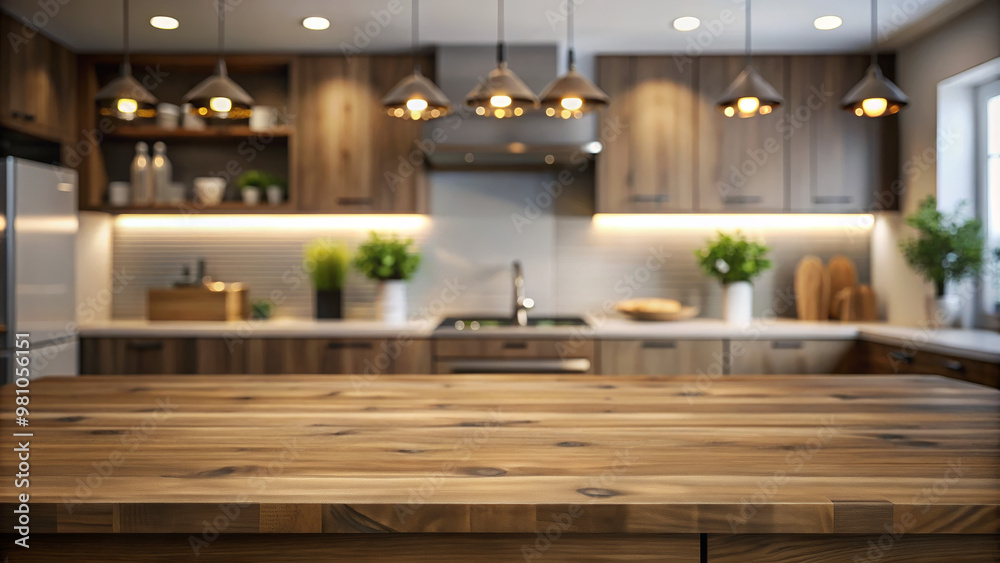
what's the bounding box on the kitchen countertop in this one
[79,318,1000,362]
[2,374,996,539]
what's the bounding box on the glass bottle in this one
[151,142,173,204]
[130,142,153,206]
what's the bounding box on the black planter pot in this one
[315,289,343,319]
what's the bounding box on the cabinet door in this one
[697,56,786,211]
[599,340,725,375]
[596,56,696,212]
[246,338,431,375]
[860,341,1000,389]
[788,56,879,212]
[728,340,854,375]
[294,56,427,213]
[80,338,196,375]
[194,339,247,375]
[0,14,76,144]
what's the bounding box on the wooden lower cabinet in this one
[245,338,431,375]
[432,338,596,374]
[80,337,431,375]
[852,340,1000,389]
[728,340,855,375]
[708,534,998,562]
[599,340,725,375]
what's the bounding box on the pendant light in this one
[717,0,783,118]
[382,0,452,120]
[465,0,538,118]
[539,0,608,119]
[183,0,253,120]
[96,0,157,121]
[841,0,909,117]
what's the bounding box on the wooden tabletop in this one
[1,374,998,535]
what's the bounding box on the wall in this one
[111,173,872,321]
[872,0,1000,326]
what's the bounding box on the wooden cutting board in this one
[826,255,858,319]
[857,284,878,321]
[831,284,878,322]
[794,256,830,320]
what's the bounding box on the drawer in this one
[862,341,1000,389]
[433,338,594,359]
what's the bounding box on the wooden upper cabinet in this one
[596,56,696,212]
[697,56,787,211]
[0,14,77,145]
[293,55,428,213]
[787,55,883,212]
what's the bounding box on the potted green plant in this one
[899,196,984,327]
[695,231,772,324]
[265,177,287,207]
[304,240,350,319]
[353,232,421,323]
[236,170,269,206]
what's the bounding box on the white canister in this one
[265,185,284,206]
[156,103,180,130]
[108,181,131,207]
[193,177,226,206]
[249,106,279,131]
[375,281,408,324]
[722,281,753,324]
[241,186,261,206]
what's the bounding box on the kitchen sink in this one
[437,316,589,331]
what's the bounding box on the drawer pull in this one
[888,351,914,363]
[127,341,164,351]
[22,113,36,122]
[940,360,964,372]
[642,341,677,349]
[337,197,373,206]
[501,341,528,350]
[811,195,853,204]
[722,195,763,205]
[771,341,803,350]
[327,342,373,350]
[629,194,670,204]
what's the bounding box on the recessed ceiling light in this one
[149,16,179,30]
[673,16,701,32]
[302,16,330,31]
[814,15,843,30]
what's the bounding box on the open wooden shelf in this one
[105,125,292,140]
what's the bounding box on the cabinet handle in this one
[127,341,164,351]
[812,195,853,204]
[327,341,373,350]
[11,111,21,119]
[337,197,373,206]
[641,341,677,349]
[22,113,35,122]
[629,194,670,203]
[722,195,763,204]
[501,341,528,350]
[888,351,914,363]
[771,341,803,350]
[939,359,964,372]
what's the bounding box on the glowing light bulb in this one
[410,111,421,120]
[513,107,523,116]
[116,98,138,114]
[737,97,760,115]
[490,95,512,108]
[724,106,736,117]
[855,108,864,116]
[759,105,772,115]
[209,97,232,113]
[861,98,887,117]
[546,108,555,116]
[406,98,428,111]
[393,108,405,117]
[561,97,583,111]
[476,106,486,115]
[494,108,505,118]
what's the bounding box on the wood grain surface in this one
[1,374,998,537]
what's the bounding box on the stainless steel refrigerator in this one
[2,157,78,384]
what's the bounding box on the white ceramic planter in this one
[722,281,753,324]
[242,187,261,206]
[927,294,961,328]
[376,280,407,324]
[266,185,284,206]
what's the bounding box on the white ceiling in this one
[0,0,958,55]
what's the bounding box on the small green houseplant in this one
[899,196,984,297]
[695,231,771,323]
[236,170,272,206]
[354,232,421,323]
[304,240,350,319]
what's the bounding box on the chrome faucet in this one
[512,260,532,326]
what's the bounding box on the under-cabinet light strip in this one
[592,214,876,230]
[114,214,430,230]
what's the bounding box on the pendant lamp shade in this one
[465,0,538,118]
[539,1,608,119]
[183,0,253,120]
[382,0,452,120]
[716,0,783,118]
[95,0,157,121]
[841,0,908,117]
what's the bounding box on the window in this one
[980,80,1000,315]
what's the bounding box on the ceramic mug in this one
[193,177,226,206]
[156,103,180,130]
[249,106,279,131]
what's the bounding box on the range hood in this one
[424,45,600,169]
